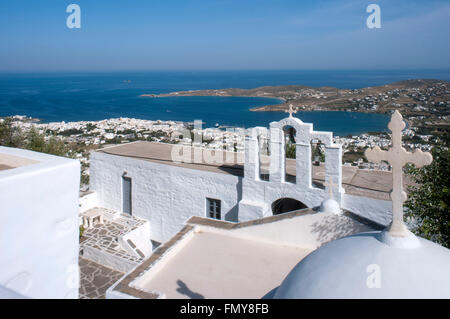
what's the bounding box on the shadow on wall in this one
[225,176,243,222]
[310,214,369,245]
[217,163,244,176]
[176,279,205,299]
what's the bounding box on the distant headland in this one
[140,79,449,135]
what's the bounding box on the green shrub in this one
[79,225,85,238]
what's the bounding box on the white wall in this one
[239,175,328,221]
[196,210,373,250]
[238,121,346,222]
[0,147,80,299]
[90,152,242,243]
[91,150,393,244]
[78,191,98,214]
[342,193,392,227]
[238,169,392,226]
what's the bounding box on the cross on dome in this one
[324,176,337,199]
[285,104,298,118]
[365,110,433,237]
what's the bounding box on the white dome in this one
[319,198,341,215]
[274,231,450,299]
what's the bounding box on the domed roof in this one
[274,231,450,299]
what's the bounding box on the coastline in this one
[4,109,393,137]
[1,78,447,136]
[139,93,287,111]
[138,79,449,135]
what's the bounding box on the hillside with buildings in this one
[1,113,437,191]
[141,79,449,136]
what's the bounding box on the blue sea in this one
[0,70,449,136]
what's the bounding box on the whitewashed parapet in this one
[79,191,98,214]
[342,193,391,227]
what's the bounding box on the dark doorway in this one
[271,198,307,215]
[122,176,132,215]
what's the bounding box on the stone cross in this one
[365,110,433,237]
[324,176,337,199]
[285,104,298,118]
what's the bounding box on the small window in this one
[206,198,221,220]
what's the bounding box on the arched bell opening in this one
[271,198,307,215]
[283,125,296,183]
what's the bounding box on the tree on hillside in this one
[26,127,69,157]
[26,126,46,153]
[405,134,450,248]
[0,118,24,147]
[45,136,69,157]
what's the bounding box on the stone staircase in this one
[80,207,152,272]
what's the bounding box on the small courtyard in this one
[79,257,124,299]
[79,208,150,298]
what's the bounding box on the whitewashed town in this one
[2,112,437,190]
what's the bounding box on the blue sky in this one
[0,0,449,71]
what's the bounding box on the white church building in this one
[87,113,392,246]
[1,110,448,299]
[105,111,450,299]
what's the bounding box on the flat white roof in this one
[135,231,311,299]
[0,146,78,179]
[111,209,378,299]
[0,153,39,171]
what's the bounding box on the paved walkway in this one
[79,208,149,298]
[79,257,124,299]
[81,208,146,264]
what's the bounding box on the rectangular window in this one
[206,198,221,220]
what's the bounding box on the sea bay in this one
[1,70,448,135]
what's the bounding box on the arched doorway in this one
[271,198,307,215]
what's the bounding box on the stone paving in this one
[81,208,146,263]
[79,208,149,298]
[79,257,124,299]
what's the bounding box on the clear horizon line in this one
[1,68,450,75]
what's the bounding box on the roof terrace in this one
[109,208,378,299]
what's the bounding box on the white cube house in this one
[0,147,80,299]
